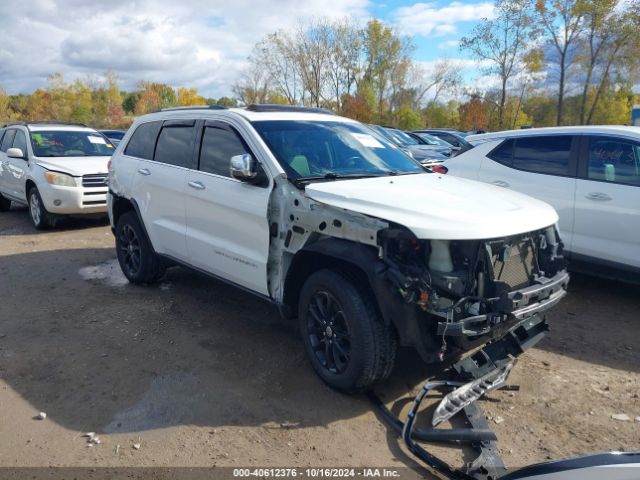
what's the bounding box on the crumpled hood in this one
[304,173,558,240]
[35,156,110,177]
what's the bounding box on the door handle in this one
[137,168,151,176]
[585,192,611,201]
[188,180,205,190]
[492,180,510,188]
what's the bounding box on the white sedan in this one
[444,125,640,281]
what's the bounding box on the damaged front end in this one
[379,225,569,362]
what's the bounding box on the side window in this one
[487,139,514,166]
[513,135,572,176]
[124,121,162,160]
[1,129,16,153]
[199,125,250,177]
[12,130,28,155]
[588,136,640,186]
[153,123,196,168]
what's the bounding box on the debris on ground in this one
[82,432,101,446]
[35,412,46,420]
[280,422,298,429]
[636,417,640,423]
[611,414,631,422]
[133,443,141,450]
[494,416,505,424]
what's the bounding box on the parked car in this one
[444,126,640,281]
[414,129,474,153]
[99,129,127,146]
[408,131,458,155]
[368,124,449,165]
[0,122,114,229]
[108,105,568,392]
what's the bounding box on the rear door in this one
[128,119,195,261]
[184,119,272,295]
[477,135,578,249]
[573,135,640,269]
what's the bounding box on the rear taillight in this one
[107,159,112,171]
[431,164,448,174]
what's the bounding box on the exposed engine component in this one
[379,226,568,359]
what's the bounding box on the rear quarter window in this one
[124,121,162,160]
[487,139,515,166]
[512,136,572,176]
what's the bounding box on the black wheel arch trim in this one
[288,237,441,362]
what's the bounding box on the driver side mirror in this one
[230,154,259,183]
[6,147,25,160]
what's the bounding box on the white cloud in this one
[437,39,459,50]
[392,1,495,37]
[0,0,369,97]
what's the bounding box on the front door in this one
[573,135,640,268]
[184,120,272,296]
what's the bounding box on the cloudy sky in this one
[0,0,495,97]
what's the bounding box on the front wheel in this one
[298,269,397,393]
[28,187,56,230]
[115,211,165,284]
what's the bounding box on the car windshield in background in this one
[30,131,115,157]
[253,120,423,180]
[415,133,452,147]
[104,131,125,140]
[388,129,419,146]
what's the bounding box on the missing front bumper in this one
[436,270,569,338]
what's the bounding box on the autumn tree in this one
[458,94,489,131]
[535,0,586,125]
[134,81,177,114]
[578,0,640,124]
[461,0,535,129]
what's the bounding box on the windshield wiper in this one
[293,172,386,186]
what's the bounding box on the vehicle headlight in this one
[44,171,77,187]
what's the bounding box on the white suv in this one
[444,126,640,281]
[0,122,114,229]
[108,105,569,392]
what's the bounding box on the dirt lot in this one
[0,206,638,478]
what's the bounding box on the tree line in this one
[1,0,639,132]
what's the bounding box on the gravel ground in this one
[0,206,638,478]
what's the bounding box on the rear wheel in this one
[299,269,397,392]
[28,187,56,230]
[115,211,165,284]
[0,193,10,212]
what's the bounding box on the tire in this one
[0,193,10,212]
[115,211,165,284]
[298,269,397,393]
[28,187,56,230]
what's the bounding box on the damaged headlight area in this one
[379,225,569,358]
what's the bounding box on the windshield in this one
[102,131,125,140]
[388,129,419,146]
[30,130,115,157]
[253,120,423,181]
[415,132,452,147]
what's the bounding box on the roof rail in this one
[1,121,28,128]
[158,105,228,112]
[32,121,90,127]
[246,104,335,115]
